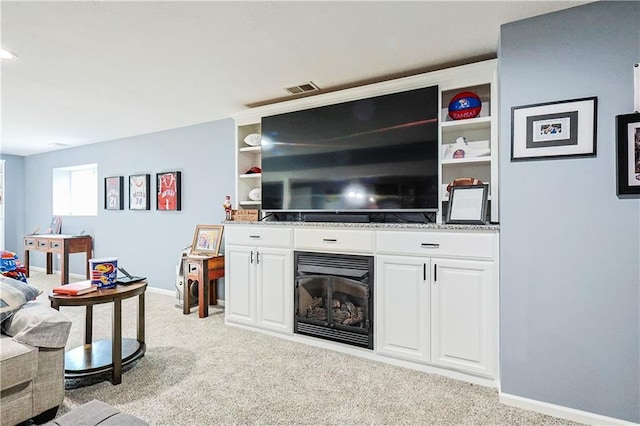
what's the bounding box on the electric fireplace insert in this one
[294,251,374,349]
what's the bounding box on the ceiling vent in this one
[285,81,320,95]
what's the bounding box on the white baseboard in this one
[499,393,636,425]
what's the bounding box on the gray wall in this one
[21,119,235,295]
[1,154,26,252]
[499,1,639,422]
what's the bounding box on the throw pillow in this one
[0,276,42,323]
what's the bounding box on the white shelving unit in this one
[231,59,499,223]
[0,160,4,249]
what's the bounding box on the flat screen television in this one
[261,85,439,213]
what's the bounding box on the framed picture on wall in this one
[511,97,597,161]
[156,171,181,211]
[616,113,640,196]
[129,174,150,210]
[104,176,124,210]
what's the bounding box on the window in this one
[52,163,98,216]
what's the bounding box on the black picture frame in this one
[446,184,488,225]
[511,97,597,161]
[104,176,124,210]
[156,171,182,211]
[129,174,150,210]
[616,113,640,197]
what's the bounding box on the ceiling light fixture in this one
[0,49,17,60]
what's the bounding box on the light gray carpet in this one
[29,272,579,425]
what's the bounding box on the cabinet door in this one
[431,258,495,377]
[225,245,256,326]
[376,255,430,363]
[256,247,292,334]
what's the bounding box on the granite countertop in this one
[223,220,499,231]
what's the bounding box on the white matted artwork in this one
[445,184,488,225]
[511,97,597,161]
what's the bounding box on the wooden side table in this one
[49,281,146,385]
[183,255,224,318]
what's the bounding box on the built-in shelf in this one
[239,146,261,153]
[441,116,492,129]
[239,200,262,206]
[239,173,262,179]
[442,157,491,165]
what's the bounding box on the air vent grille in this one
[285,81,319,95]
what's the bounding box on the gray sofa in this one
[1,290,71,426]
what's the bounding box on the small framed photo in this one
[104,176,124,210]
[446,185,488,225]
[511,97,597,161]
[191,225,224,256]
[129,174,150,210]
[156,171,182,211]
[616,113,640,196]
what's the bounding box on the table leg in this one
[137,292,145,344]
[199,259,209,318]
[85,305,93,345]
[24,249,30,278]
[209,279,217,306]
[85,242,92,279]
[183,260,190,315]
[112,299,122,385]
[46,252,53,275]
[61,250,69,285]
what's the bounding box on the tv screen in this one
[261,85,439,212]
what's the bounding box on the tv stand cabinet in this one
[224,222,499,387]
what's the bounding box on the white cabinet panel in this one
[431,258,495,378]
[225,246,256,326]
[295,228,374,253]
[376,255,430,363]
[256,248,293,334]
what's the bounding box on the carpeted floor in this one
[29,272,580,425]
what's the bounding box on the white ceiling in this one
[1,1,589,157]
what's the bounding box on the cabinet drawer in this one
[37,240,49,249]
[225,226,292,248]
[48,240,62,252]
[24,237,36,248]
[295,229,374,253]
[376,231,496,260]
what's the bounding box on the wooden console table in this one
[49,281,147,385]
[183,254,224,318]
[23,234,92,285]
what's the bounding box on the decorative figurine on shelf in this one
[223,195,232,220]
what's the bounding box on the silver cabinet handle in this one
[249,235,261,239]
[421,243,440,248]
[322,238,337,242]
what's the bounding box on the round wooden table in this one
[49,281,147,385]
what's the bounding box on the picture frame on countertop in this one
[104,176,124,210]
[190,225,224,257]
[511,97,597,161]
[129,174,150,210]
[156,171,181,211]
[616,113,640,197]
[446,184,488,225]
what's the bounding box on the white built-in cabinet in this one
[0,160,4,250]
[225,227,293,334]
[231,59,499,223]
[224,223,499,384]
[375,229,497,379]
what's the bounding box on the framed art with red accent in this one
[129,174,150,210]
[105,176,124,210]
[616,113,640,197]
[156,171,182,211]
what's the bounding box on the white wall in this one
[499,1,640,422]
[22,119,235,294]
